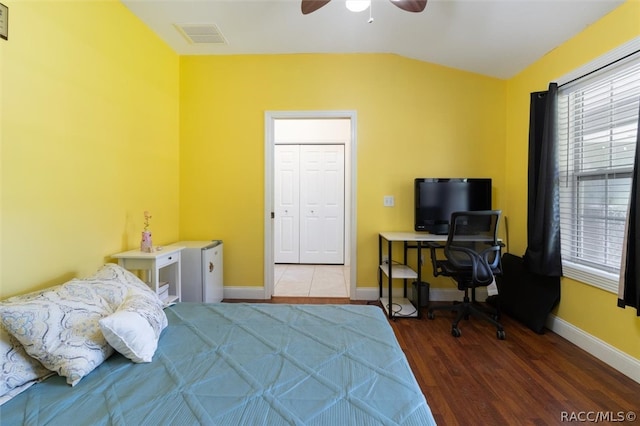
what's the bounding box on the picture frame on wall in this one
[0,2,7,41]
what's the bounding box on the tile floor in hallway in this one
[274,264,350,297]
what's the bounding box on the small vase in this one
[141,231,153,253]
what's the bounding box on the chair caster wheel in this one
[497,330,506,340]
[427,311,435,320]
[451,327,461,337]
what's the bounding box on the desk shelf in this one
[378,232,442,319]
[379,264,417,280]
[379,296,418,318]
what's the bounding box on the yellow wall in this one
[179,54,506,288]
[0,3,4,296]
[505,0,640,358]
[0,0,637,363]
[0,1,180,297]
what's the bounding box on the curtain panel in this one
[618,100,640,316]
[524,83,563,277]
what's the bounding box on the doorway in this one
[274,264,350,297]
[264,111,357,300]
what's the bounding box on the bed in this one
[0,265,435,425]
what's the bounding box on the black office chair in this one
[427,210,506,339]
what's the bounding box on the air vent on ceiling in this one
[174,23,227,45]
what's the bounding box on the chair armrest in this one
[427,242,445,277]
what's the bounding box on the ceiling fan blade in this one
[301,0,332,15]
[390,0,427,13]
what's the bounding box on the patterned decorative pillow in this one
[0,281,117,386]
[0,263,163,386]
[0,325,52,404]
[99,288,168,363]
[81,263,156,306]
[84,263,153,293]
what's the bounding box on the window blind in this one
[557,53,640,292]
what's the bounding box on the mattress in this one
[1,303,436,425]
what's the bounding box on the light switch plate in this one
[383,195,394,207]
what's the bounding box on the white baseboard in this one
[223,286,267,300]
[353,287,379,301]
[226,285,486,303]
[546,314,640,385]
[353,286,487,302]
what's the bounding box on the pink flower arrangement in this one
[141,211,153,253]
[143,211,152,231]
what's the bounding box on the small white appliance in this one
[177,240,223,303]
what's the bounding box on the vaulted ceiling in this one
[122,0,625,79]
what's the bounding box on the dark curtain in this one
[524,83,563,277]
[618,100,640,316]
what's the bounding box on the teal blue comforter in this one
[1,303,436,425]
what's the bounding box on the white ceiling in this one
[122,0,625,79]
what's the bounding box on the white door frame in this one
[264,110,357,299]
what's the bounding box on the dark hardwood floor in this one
[225,297,640,425]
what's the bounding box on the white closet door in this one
[274,145,300,263]
[299,145,345,264]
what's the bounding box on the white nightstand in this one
[112,245,185,304]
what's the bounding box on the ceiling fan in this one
[301,0,427,15]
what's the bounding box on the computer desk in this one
[378,232,448,319]
[378,231,501,319]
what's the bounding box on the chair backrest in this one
[444,210,502,285]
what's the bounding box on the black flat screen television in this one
[414,178,492,234]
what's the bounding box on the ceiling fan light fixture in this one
[345,0,370,12]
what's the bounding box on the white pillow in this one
[0,325,52,403]
[99,288,167,363]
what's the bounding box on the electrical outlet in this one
[383,195,394,207]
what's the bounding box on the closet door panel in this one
[300,145,345,264]
[274,145,300,263]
